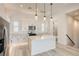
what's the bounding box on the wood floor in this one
[35,49,62,56]
[35,44,79,56]
[1,43,79,56]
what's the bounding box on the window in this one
[13,21,19,32]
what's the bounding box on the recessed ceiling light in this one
[20,4,23,8]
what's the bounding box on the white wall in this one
[53,13,68,45]
[0,5,10,22]
[71,20,79,48]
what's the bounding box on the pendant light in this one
[35,3,38,20]
[50,3,53,21]
[44,3,46,21]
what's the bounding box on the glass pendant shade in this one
[44,16,46,21]
[50,3,53,22]
[35,3,38,20]
[43,3,46,21]
[50,17,53,21]
[35,14,38,20]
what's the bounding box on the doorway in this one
[67,12,79,48]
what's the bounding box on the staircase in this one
[55,35,79,56]
[56,43,79,56]
[66,34,75,46]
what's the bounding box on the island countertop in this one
[28,34,56,41]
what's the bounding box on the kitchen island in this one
[28,34,56,55]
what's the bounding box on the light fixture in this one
[35,3,38,20]
[20,4,23,8]
[50,3,53,21]
[43,3,46,21]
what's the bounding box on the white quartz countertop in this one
[28,34,56,40]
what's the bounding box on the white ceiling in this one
[4,3,79,14]
[0,3,79,20]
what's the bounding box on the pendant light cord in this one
[50,3,53,18]
[44,3,46,17]
[35,3,37,16]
